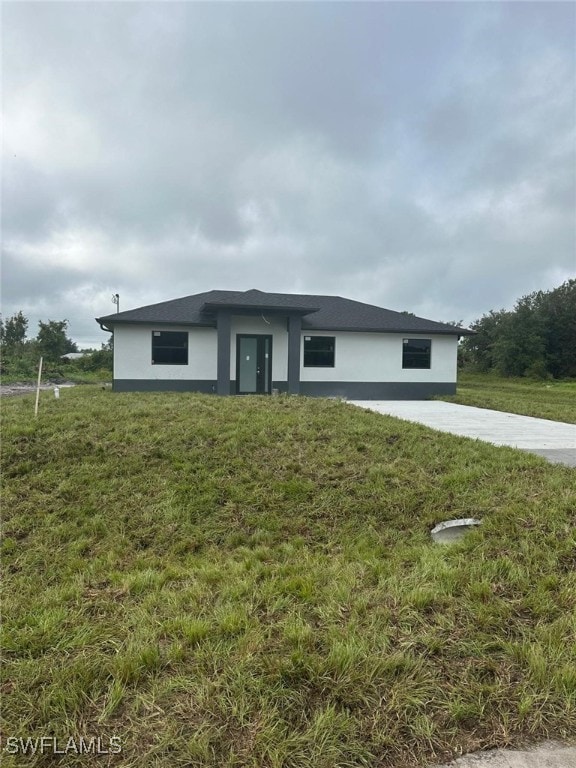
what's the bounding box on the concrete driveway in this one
[431,741,576,767]
[349,401,576,467]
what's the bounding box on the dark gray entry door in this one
[236,335,272,394]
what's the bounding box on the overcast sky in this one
[2,1,575,348]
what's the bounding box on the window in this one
[402,339,431,369]
[152,331,188,365]
[304,336,335,367]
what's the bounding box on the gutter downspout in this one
[96,320,114,389]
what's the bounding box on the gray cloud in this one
[2,2,574,348]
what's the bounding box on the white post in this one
[34,357,43,417]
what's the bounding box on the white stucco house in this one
[96,289,472,399]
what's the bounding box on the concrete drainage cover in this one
[431,518,482,544]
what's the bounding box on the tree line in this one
[0,311,112,379]
[460,279,576,379]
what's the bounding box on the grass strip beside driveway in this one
[441,373,576,424]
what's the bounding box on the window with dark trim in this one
[304,336,335,367]
[152,331,188,365]
[402,338,431,369]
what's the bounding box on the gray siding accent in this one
[216,311,231,395]
[299,381,456,399]
[112,379,455,399]
[287,315,302,394]
[113,380,217,393]
[231,381,289,394]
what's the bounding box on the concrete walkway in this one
[431,741,576,767]
[349,401,576,467]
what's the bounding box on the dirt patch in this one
[0,382,76,398]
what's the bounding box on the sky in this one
[2,1,575,349]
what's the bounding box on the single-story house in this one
[96,289,473,399]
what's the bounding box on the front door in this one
[236,335,272,394]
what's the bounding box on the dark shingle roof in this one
[97,290,223,327]
[96,289,472,335]
[201,289,320,314]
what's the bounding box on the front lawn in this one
[443,373,576,423]
[2,389,575,767]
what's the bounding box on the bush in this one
[77,349,113,372]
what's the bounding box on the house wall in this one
[300,332,457,383]
[113,325,217,383]
[112,322,459,398]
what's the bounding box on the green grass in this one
[2,389,575,767]
[443,372,576,423]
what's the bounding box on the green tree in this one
[36,320,78,361]
[78,347,113,372]
[492,294,546,377]
[460,309,509,372]
[0,311,28,349]
[538,279,576,378]
[461,280,576,379]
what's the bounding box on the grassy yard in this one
[443,372,576,423]
[2,389,575,767]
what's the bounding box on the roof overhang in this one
[301,325,475,335]
[95,317,216,330]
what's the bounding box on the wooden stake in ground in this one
[34,357,43,417]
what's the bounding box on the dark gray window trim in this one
[151,330,189,365]
[303,335,336,368]
[402,338,432,370]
